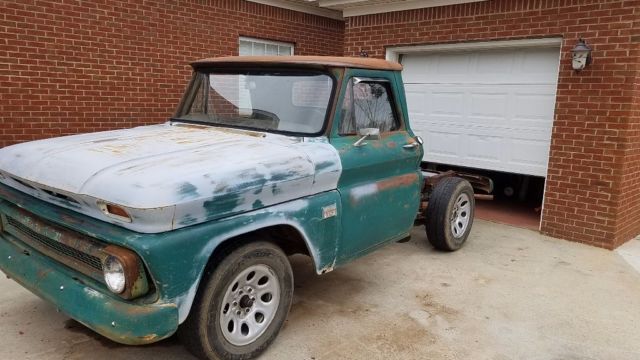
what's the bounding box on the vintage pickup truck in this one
[0,56,475,360]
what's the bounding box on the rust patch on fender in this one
[377,173,418,192]
[139,333,160,342]
[349,173,419,206]
[60,213,85,226]
[37,268,52,280]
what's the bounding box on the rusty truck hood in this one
[0,123,342,233]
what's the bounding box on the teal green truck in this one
[0,56,476,360]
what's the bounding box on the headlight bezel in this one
[101,245,149,299]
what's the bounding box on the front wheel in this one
[179,241,293,360]
[425,177,475,251]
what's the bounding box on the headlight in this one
[103,256,126,294]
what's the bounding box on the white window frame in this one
[239,36,294,56]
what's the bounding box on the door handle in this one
[403,142,419,149]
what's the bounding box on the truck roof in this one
[191,56,403,71]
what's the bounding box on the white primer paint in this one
[349,183,378,203]
[83,287,105,299]
[0,123,343,233]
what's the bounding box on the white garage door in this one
[401,45,561,177]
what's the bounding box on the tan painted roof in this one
[191,56,403,71]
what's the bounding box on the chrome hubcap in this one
[450,193,471,238]
[220,264,280,346]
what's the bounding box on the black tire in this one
[425,177,475,251]
[179,241,294,360]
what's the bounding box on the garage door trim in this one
[386,38,563,62]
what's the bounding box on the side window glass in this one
[339,78,399,135]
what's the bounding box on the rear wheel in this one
[179,241,293,360]
[425,177,475,251]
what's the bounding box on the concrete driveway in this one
[2,220,640,360]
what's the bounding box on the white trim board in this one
[386,38,564,62]
[247,0,487,19]
[246,0,343,20]
[329,0,487,17]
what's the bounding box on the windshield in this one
[173,70,334,135]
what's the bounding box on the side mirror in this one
[354,127,381,147]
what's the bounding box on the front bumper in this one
[0,232,179,345]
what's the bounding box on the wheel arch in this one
[207,222,319,271]
[177,220,326,325]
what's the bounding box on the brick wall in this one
[344,0,640,248]
[0,0,344,147]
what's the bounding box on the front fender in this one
[0,184,340,324]
[142,191,341,323]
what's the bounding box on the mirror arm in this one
[353,135,368,147]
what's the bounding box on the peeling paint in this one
[83,287,105,299]
[178,214,198,226]
[315,160,336,172]
[0,124,343,233]
[252,199,264,209]
[177,182,200,200]
[378,173,419,191]
[350,183,378,202]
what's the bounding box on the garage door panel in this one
[424,131,552,176]
[512,91,557,121]
[424,131,461,158]
[422,125,551,148]
[520,48,563,81]
[466,134,502,162]
[409,88,552,132]
[507,138,551,176]
[469,92,508,120]
[402,45,560,176]
[403,47,560,86]
[431,92,464,115]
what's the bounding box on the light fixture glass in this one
[571,39,592,71]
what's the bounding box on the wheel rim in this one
[219,264,280,346]
[450,193,471,238]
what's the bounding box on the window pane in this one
[292,77,332,108]
[239,38,294,57]
[339,79,398,135]
[265,44,278,56]
[278,45,292,56]
[253,43,265,55]
[174,72,333,135]
[239,40,252,56]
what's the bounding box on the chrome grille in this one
[5,216,103,271]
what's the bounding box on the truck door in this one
[330,70,423,264]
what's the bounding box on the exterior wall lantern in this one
[571,39,592,71]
